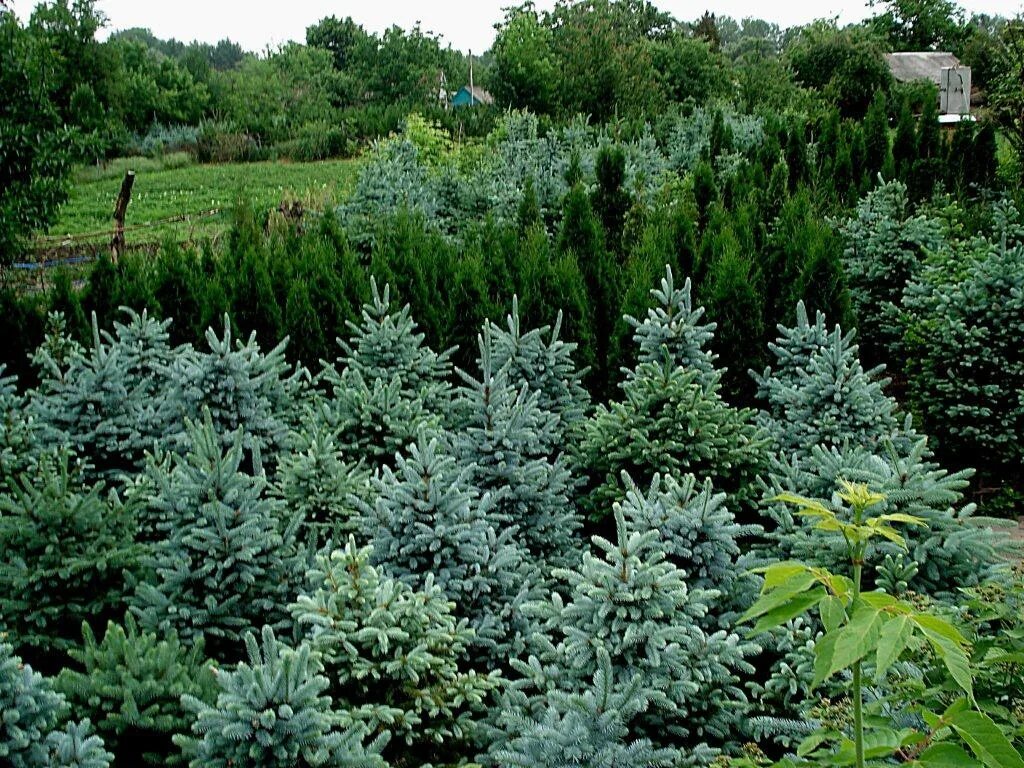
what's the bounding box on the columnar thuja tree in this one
[291,538,499,766]
[495,507,757,763]
[453,327,580,572]
[320,279,451,467]
[130,415,305,662]
[360,432,533,665]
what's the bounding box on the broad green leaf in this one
[875,614,914,681]
[950,710,1024,768]
[873,512,927,527]
[914,614,969,646]
[820,595,846,632]
[740,573,819,623]
[797,731,830,758]
[758,561,813,590]
[827,603,884,678]
[863,727,901,758]
[812,630,839,689]
[870,523,908,548]
[915,616,974,701]
[837,480,885,509]
[772,492,831,517]
[860,590,900,610]
[753,587,827,633]
[915,742,982,768]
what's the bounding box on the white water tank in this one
[940,67,971,115]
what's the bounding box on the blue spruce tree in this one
[320,279,450,467]
[0,640,112,768]
[453,327,581,572]
[56,616,217,767]
[0,449,141,669]
[291,537,499,766]
[165,315,300,464]
[486,296,590,440]
[30,310,177,484]
[360,432,533,666]
[496,507,757,763]
[130,415,305,661]
[625,264,717,387]
[176,627,385,768]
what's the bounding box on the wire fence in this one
[29,208,225,249]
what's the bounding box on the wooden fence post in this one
[111,170,135,264]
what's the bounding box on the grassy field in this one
[43,155,359,246]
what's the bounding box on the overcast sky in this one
[14,0,1024,53]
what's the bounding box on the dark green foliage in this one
[591,144,630,254]
[910,95,942,199]
[57,616,216,767]
[558,182,618,393]
[970,122,999,189]
[785,121,810,190]
[892,97,918,183]
[692,161,718,231]
[176,627,385,768]
[0,450,141,671]
[786,21,893,118]
[864,90,894,182]
[291,538,499,766]
[0,10,73,262]
[703,249,765,402]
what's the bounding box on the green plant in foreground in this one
[741,481,1024,768]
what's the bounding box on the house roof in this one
[455,85,494,105]
[884,52,961,84]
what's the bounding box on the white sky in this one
[13,0,1024,53]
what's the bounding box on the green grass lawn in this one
[43,155,359,246]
